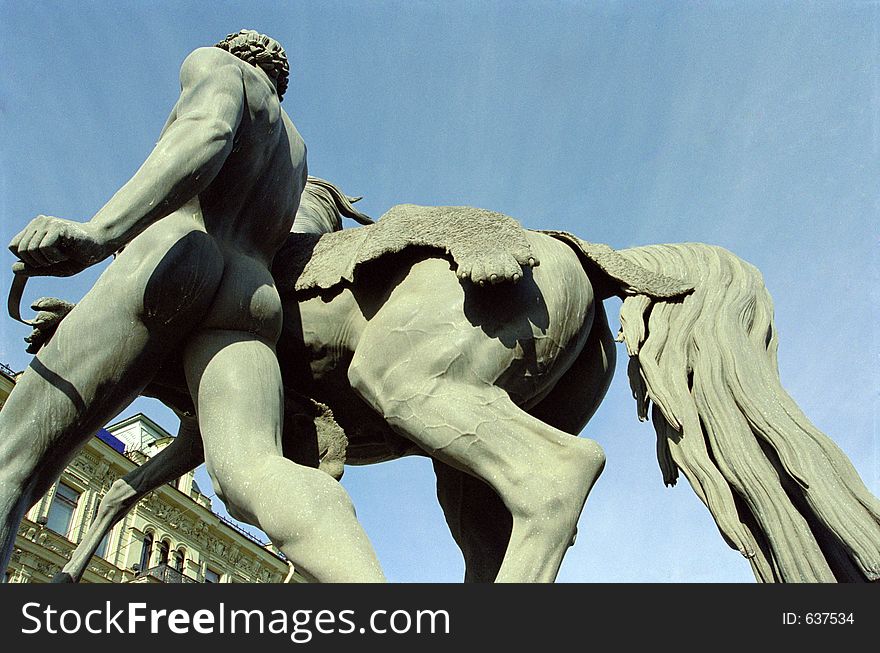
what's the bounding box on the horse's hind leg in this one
[349,294,605,582]
[353,364,604,581]
[431,314,614,583]
[349,257,605,581]
[433,460,511,582]
[53,415,204,583]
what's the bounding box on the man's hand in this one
[9,215,108,277]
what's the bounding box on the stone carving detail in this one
[139,494,202,540]
[192,521,210,545]
[33,558,57,578]
[70,453,99,479]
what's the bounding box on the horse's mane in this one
[296,177,374,234]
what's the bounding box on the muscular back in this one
[106,46,308,341]
[10,46,306,341]
[168,47,307,264]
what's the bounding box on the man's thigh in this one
[183,329,285,473]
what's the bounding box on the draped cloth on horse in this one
[282,204,536,292]
[274,203,691,300]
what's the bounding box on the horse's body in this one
[59,185,616,582]
[46,180,879,583]
[284,228,615,581]
[284,230,613,464]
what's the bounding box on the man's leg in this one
[0,306,165,571]
[0,234,223,574]
[184,329,385,582]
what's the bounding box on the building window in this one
[204,568,220,583]
[139,533,153,571]
[46,483,79,537]
[158,540,170,566]
[173,549,185,572]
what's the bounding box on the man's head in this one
[215,29,289,101]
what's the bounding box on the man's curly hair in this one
[215,29,289,101]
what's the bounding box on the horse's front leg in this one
[53,415,204,582]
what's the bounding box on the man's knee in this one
[206,469,244,521]
[206,458,279,523]
[209,455,354,526]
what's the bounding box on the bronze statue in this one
[25,178,880,583]
[2,31,877,584]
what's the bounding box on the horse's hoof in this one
[51,571,75,583]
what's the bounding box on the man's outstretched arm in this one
[10,47,245,273]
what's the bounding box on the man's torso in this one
[116,51,306,341]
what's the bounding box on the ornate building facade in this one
[1,364,301,583]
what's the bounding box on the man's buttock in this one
[199,252,283,343]
[93,213,281,341]
[95,221,226,333]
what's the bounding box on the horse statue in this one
[13,177,880,583]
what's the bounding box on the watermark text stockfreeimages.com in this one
[21,601,450,643]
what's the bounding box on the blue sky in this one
[1,1,876,582]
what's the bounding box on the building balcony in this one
[132,563,198,584]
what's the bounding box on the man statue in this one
[0,30,385,582]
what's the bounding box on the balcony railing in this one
[216,512,270,547]
[138,563,197,584]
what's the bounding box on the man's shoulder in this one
[180,47,241,76]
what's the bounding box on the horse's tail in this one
[615,242,879,582]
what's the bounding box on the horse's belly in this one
[279,289,364,388]
[280,290,419,462]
